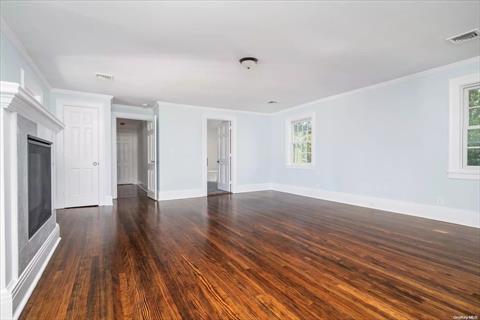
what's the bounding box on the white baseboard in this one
[1,224,61,320]
[155,183,478,227]
[100,196,113,206]
[235,183,272,193]
[136,183,157,200]
[271,183,479,228]
[136,183,148,193]
[157,183,273,200]
[56,196,113,208]
[158,188,204,201]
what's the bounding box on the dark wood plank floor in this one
[21,185,480,319]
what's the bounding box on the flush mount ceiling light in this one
[239,57,258,70]
[268,100,278,104]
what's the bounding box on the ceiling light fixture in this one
[239,57,258,70]
[267,100,278,104]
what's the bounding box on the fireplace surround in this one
[1,81,64,319]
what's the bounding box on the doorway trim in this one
[201,113,237,197]
[111,111,157,200]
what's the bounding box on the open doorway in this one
[207,119,232,195]
[116,118,147,197]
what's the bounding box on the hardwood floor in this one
[20,185,480,319]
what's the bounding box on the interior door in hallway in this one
[64,105,99,207]
[117,131,137,184]
[217,121,231,192]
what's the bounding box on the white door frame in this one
[111,112,157,199]
[202,114,237,196]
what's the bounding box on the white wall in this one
[112,104,154,117]
[156,102,271,197]
[270,57,480,227]
[0,21,51,110]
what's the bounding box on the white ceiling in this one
[1,1,479,113]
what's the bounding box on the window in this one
[286,114,314,167]
[466,86,480,166]
[449,74,480,179]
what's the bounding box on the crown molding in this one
[51,88,113,100]
[0,18,52,90]
[273,56,480,115]
[155,100,270,116]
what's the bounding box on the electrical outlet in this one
[435,197,445,206]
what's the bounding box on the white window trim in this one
[285,112,315,168]
[448,73,480,180]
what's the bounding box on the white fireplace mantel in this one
[0,81,64,132]
[1,81,64,319]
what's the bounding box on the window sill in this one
[447,169,480,180]
[285,164,315,169]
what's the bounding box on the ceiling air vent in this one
[447,29,480,44]
[95,73,114,81]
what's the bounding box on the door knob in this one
[93,162,98,166]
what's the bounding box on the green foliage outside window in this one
[469,88,480,108]
[292,119,312,165]
[467,88,480,166]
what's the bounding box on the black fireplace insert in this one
[27,135,52,238]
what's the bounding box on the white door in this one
[146,119,157,199]
[64,106,99,207]
[217,121,231,192]
[117,131,137,184]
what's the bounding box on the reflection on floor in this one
[208,181,229,195]
[19,184,480,319]
[117,184,146,198]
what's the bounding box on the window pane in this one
[468,129,480,147]
[290,118,312,165]
[469,107,480,126]
[467,148,480,166]
[469,88,480,108]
